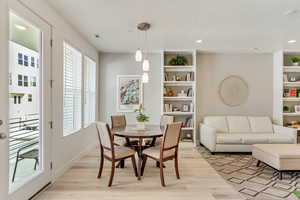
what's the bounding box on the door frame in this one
[5,1,53,199]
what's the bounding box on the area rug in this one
[198,146,300,200]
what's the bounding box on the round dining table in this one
[113,124,163,180]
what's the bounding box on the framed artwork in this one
[295,105,300,113]
[117,75,143,112]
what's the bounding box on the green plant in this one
[283,105,290,112]
[169,56,188,66]
[134,104,149,122]
[291,56,300,63]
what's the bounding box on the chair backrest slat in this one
[162,122,182,150]
[95,122,114,152]
[111,115,126,130]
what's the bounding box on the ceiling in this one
[46,0,300,53]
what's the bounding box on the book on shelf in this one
[163,72,194,81]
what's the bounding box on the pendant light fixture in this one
[136,22,151,83]
[135,49,142,62]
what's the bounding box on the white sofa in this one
[200,116,297,153]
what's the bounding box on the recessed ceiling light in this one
[196,39,203,44]
[288,40,297,44]
[15,24,26,30]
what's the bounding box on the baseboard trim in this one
[52,142,98,182]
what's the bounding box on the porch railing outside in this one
[9,114,39,160]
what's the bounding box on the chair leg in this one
[156,161,160,168]
[160,161,166,187]
[12,158,19,182]
[97,152,104,179]
[34,159,38,170]
[141,156,148,176]
[108,161,115,187]
[174,154,180,179]
[131,156,138,177]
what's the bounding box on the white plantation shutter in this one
[63,42,82,136]
[84,56,96,127]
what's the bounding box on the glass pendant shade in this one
[135,49,142,62]
[142,72,149,83]
[142,59,150,71]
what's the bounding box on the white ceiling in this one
[46,0,300,53]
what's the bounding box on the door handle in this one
[0,133,7,139]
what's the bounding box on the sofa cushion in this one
[269,135,294,144]
[227,116,251,133]
[204,116,228,133]
[242,134,270,144]
[216,134,242,144]
[248,116,273,133]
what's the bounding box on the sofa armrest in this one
[200,123,217,152]
[273,125,297,143]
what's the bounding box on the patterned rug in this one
[198,146,300,200]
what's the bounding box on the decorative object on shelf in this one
[117,75,143,112]
[164,89,174,97]
[182,104,189,112]
[283,73,288,82]
[289,88,297,97]
[290,76,297,82]
[169,55,188,66]
[134,104,149,130]
[291,56,300,66]
[135,49,142,62]
[295,105,300,113]
[177,90,187,97]
[283,105,290,113]
[218,75,249,107]
[290,120,298,128]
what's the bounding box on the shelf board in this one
[284,82,300,87]
[181,127,194,131]
[283,66,300,72]
[163,81,194,86]
[164,65,195,72]
[283,97,300,101]
[163,96,193,101]
[163,112,194,115]
[283,112,300,116]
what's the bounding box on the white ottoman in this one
[252,144,300,179]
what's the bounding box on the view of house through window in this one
[8,12,41,184]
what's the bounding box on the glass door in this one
[1,1,52,199]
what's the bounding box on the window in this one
[23,76,28,87]
[18,74,23,86]
[63,42,82,136]
[84,56,96,127]
[18,53,23,65]
[24,55,28,66]
[31,76,37,87]
[31,57,35,67]
[28,94,32,102]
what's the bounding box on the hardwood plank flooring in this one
[34,143,244,200]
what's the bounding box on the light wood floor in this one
[34,143,244,200]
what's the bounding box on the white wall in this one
[18,0,100,179]
[99,53,161,124]
[99,52,274,144]
[197,53,273,122]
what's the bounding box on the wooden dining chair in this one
[111,115,126,130]
[95,121,138,187]
[141,122,182,186]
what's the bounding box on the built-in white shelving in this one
[161,50,197,145]
[273,50,300,129]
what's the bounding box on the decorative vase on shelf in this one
[136,121,146,130]
[292,62,299,66]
